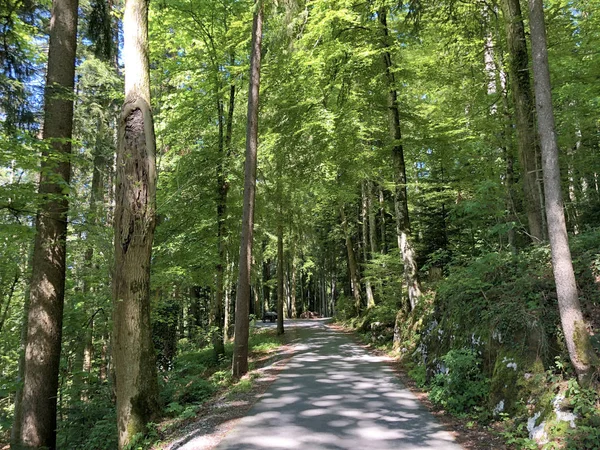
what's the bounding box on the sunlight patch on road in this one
[353,426,407,440]
[311,399,338,407]
[299,408,329,417]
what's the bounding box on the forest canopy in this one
[1,0,600,448]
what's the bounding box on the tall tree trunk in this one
[262,256,271,312]
[224,258,233,339]
[232,2,263,378]
[17,0,78,447]
[0,270,19,334]
[284,262,291,318]
[367,180,378,259]
[379,8,421,313]
[10,274,30,448]
[112,0,160,446]
[276,218,284,335]
[528,0,595,382]
[362,181,375,308]
[79,117,106,402]
[378,186,387,254]
[213,78,235,360]
[501,0,546,243]
[290,245,297,318]
[340,207,362,314]
[99,328,109,382]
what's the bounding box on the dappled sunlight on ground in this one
[201,319,463,450]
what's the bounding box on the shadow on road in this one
[215,319,461,450]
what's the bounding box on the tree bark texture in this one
[501,0,546,243]
[17,0,78,447]
[232,2,263,378]
[112,0,160,447]
[527,0,595,382]
[379,8,422,312]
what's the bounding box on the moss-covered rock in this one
[489,350,522,415]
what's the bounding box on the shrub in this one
[429,348,490,415]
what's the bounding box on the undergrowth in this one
[57,325,285,450]
[341,229,600,448]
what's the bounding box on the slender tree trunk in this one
[112,0,160,446]
[299,268,305,315]
[284,261,291,318]
[79,116,106,401]
[0,270,19,334]
[378,187,387,254]
[290,247,297,318]
[340,207,362,314]
[17,0,78,447]
[367,180,377,259]
[232,2,263,378]
[276,218,284,335]
[528,0,595,382]
[262,256,271,312]
[501,0,546,243]
[10,275,30,448]
[361,181,375,308]
[99,329,108,382]
[567,142,580,234]
[379,8,421,313]
[213,80,235,359]
[224,258,233,339]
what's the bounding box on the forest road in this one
[214,319,463,450]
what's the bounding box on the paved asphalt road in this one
[213,319,463,450]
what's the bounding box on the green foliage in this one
[500,422,539,450]
[565,425,600,450]
[228,379,252,397]
[429,349,490,415]
[123,422,159,450]
[420,246,562,380]
[159,349,219,409]
[57,386,118,450]
[408,363,427,388]
[248,328,283,354]
[563,379,600,449]
[334,294,356,321]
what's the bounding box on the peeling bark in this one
[112,0,160,446]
